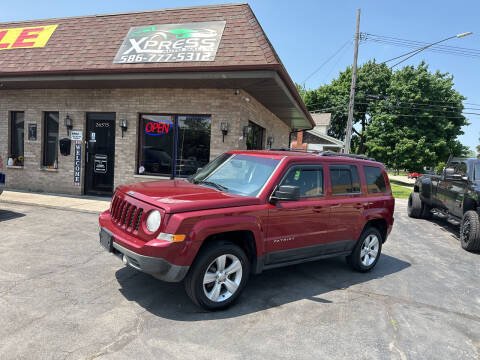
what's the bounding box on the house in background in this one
[291,113,344,152]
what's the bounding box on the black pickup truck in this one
[407,157,480,252]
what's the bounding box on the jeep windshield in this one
[189,153,281,197]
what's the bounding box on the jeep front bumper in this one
[100,227,189,282]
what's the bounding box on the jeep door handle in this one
[313,206,327,213]
[353,203,364,209]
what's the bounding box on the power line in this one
[363,34,480,55]
[339,110,473,118]
[302,40,352,85]
[362,33,480,59]
[320,41,354,84]
[355,102,479,116]
[362,94,475,109]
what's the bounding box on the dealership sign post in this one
[72,131,83,186]
[113,21,226,64]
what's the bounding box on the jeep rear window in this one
[329,164,361,195]
[190,154,280,197]
[363,166,387,194]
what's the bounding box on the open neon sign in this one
[145,120,173,136]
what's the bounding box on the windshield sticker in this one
[113,21,226,64]
[294,170,301,180]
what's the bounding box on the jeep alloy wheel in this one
[347,227,383,272]
[202,254,243,302]
[184,241,250,310]
[360,234,379,266]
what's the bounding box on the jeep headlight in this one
[146,210,161,233]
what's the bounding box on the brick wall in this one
[0,88,290,195]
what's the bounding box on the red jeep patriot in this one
[99,150,394,310]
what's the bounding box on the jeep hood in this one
[116,180,262,213]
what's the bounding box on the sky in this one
[2,0,479,150]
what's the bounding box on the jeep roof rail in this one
[269,147,311,153]
[318,151,376,161]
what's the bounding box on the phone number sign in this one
[113,21,225,64]
[0,25,57,50]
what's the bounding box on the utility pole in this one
[344,9,360,154]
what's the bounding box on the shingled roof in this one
[0,3,314,129]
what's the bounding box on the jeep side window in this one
[329,164,361,195]
[280,166,324,198]
[363,166,386,194]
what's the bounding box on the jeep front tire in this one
[184,241,250,310]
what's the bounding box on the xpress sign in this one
[113,21,226,64]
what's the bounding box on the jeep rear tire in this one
[184,241,250,311]
[460,211,480,252]
[347,227,383,272]
[407,192,423,218]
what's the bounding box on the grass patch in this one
[391,183,412,199]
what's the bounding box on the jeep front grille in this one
[111,195,144,232]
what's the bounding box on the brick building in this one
[0,3,313,196]
[291,113,344,152]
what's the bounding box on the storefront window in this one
[176,115,211,177]
[138,114,211,177]
[139,115,174,176]
[246,121,264,150]
[43,112,59,168]
[10,111,24,166]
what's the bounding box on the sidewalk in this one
[0,190,110,213]
[388,174,415,185]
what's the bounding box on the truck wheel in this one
[460,211,480,252]
[184,241,250,311]
[347,227,383,272]
[420,202,432,219]
[407,192,422,218]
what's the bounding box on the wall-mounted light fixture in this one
[267,136,275,149]
[120,118,128,138]
[243,125,252,139]
[220,122,229,142]
[64,114,73,136]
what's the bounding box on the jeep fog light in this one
[146,210,161,233]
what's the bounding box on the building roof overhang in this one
[0,66,314,130]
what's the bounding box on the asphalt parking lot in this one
[0,200,479,359]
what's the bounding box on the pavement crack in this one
[348,288,480,323]
[86,310,146,359]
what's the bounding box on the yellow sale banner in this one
[0,24,57,50]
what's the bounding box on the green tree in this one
[365,62,467,171]
[462,147,477,158]
[299,60,392,153]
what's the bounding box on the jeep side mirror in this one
[271,185,300,202]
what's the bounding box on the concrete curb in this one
[0,190,110,214]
